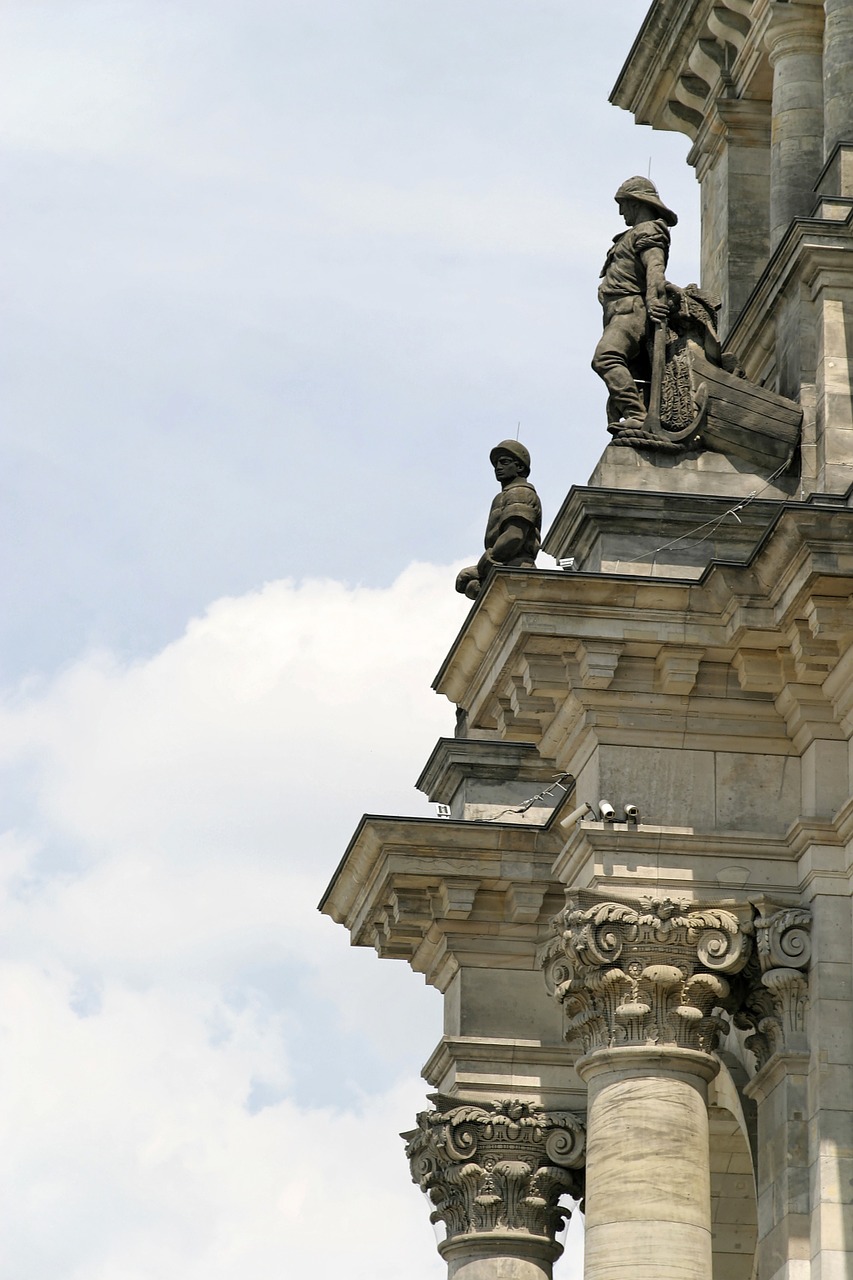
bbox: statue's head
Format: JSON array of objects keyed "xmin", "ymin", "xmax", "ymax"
[
  {"xmin": 614, "ymin": 176, "xmax": 677, "ymax": 227},
  {"xmin": 489, "ymin": 439, "xmax": 531, "ymax": 478}
]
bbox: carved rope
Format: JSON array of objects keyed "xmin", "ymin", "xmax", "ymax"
[{"xmin": 403, "ymin": 1097, "xmax": 585, "ymax": 1243}]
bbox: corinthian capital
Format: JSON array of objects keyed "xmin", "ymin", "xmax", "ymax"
[
  {"xmin": 538, "ymin": 892, "xmax": 752, "ymax": 1056},
  {"xmin": 403, "ymin": 1097, "xmax": 585, "ymax": 1244},
  {"xmin": 733, "ymin": 903, "xmax": 812, "ymax": 1068}
]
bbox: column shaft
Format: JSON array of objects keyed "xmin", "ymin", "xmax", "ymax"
[
  {"xmin": 824, "ymin": 0, "xmax": 853, "ymax": 157},
  {"xmin": 765, "ymin": 3, "xmax": 825, "ymax": 247},
  {"xmin": 440, "ymin": 1235, "xmax": 561, "ymax": 1280},
  {"xmin": 579, "ymin": 1049, "xmax": 718, "ymax": 1280}
]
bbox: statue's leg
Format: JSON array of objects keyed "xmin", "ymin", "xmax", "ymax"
[{"xmin": 592, "ymin": 307, "xmax": 647, "ymax": 424}]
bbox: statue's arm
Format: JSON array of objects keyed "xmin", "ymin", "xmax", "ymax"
[
  {"xmin": 640, "ymin": 246, "xmax": 668, "ymax": 323},
  {"xmin": 478, "ymin": 519, "xmax": 531, "ymax": 576}
]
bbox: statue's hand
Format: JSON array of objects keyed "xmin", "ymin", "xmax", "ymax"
[
  {"xmin": 646, "ymin": 293, "xmax": 668, "ymax": 324},
  {"xmin": 455, "ymin": 565, "xmax": 479, "ymax": 595}
]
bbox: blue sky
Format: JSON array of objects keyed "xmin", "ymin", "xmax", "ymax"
[{"xmin": 1, "ymin": 3, "xmax": 700, "ymax": 1276}]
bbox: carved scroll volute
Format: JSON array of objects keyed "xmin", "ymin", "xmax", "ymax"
[
  {"xmin": 539, "ymin": 893, "xmax": 753, "ymax": 1056},
  {"xmin": 403, "ymin": 1098, "xmax": 585, "ymax": 1244},
  {"xmin": 734, "ymin": 905, "xmax": 812, "ymax": 1068}
]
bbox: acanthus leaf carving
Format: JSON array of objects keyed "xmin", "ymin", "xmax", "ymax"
[
  {"xmin": 731, "ymin": 903, "xmax": 812, "ymax": 1069},
  {"xmin": 403, "ymin": 1097, "xmax": 585, "ymax": 1244},
  {"xmin": 539, "ymin": 891, "xmax": 752, "ymax": 1056}
]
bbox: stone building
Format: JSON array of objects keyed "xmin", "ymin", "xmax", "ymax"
[{"xmin": 321, "ymin": 3, "xmax": 853, "ymax": 1278}]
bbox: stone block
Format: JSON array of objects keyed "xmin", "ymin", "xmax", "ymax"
[
  {"xmin": 808, "ymin": 1253, "xmax": 853, "ymax": 1280},
  {"xmin": 812, "ymin": 1002, "xmax": 853, "ymax": 1064},
  {"xmin": 812, "ymin": 1199, "xmax": 853, "ymax": 1252},
  {"xmin": 813, "ymin": 1061, "xmax": 853, "ymax": 1112},
  {"xmin": 801, "ymin": 739, "xmax": 849, "ymax": 817},
  {"xmin": 597, "ymin": 745, "xmax": 716, "ymax": 830},
  {"xmin": 443, "ymin": 968, "xmax": 564, "ymax": 1044},
  {"xmin": 714, "ymin": 752, "xmax": 800, "ymax": 832}
]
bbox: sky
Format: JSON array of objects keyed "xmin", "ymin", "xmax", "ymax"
[{"xmin": 1, "ymin": 2, "xmax": 701, "ymax": 1277}]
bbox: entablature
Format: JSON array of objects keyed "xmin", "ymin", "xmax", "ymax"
[{"xmin": 433, "ymin": 506, "xmax": 853, "ymax": 759}]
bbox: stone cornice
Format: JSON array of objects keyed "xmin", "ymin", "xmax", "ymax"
[
  {"xmin": 688, "ymin": 97, "xmax": 772, "ymax": 177},
  {"xmin": 318, "ymin": 814, "xmax": 565, "ymax": 989},
  {"xmin": 431, "ymin": 507, "xmax": 853, "ymax": 760},
  {"xmin": 611, "ymin": 0, "xmax": 773, "ymax": 141},
  {"xmin": 416, "ymin": 738, "xmax": 559, "ymax": 809},
  {"xmin": 742, "ymin": 1048, "xmax": 810, "ymax": 1102}
]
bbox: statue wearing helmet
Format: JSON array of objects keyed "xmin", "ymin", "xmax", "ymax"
[
  {"xmin": 455, "ymin": 441, "xmax": 541, "ymax": 600},
  {"xmin": 592, "ymin": 176, "xmax": 678, "ymax": 432}
]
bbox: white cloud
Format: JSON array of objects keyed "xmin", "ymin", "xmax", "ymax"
[{"xmin": 0, "ymin": 564, "xmax": 494, "ymax": 1277}]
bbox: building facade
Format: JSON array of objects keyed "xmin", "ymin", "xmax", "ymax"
[{"xmin": 321, "ymin": 3, "xmax": 853, "ymax": 1278}]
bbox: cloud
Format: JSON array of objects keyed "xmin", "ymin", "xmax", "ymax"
[{"xmin": 0, "ymin": 563, "xmax": 495, "ymax": 1278}]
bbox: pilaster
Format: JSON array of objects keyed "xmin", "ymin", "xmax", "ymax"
[
  {"xmin": 690, "ymin": 99, "xmax": 772, "ymax": 335},
  {"xmin": 739, "ymin": 904, "xmax": 813, "ymax": 1280}
]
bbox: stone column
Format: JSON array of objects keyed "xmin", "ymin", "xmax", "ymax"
[
  {"xmin": 764, "ymin": 1, "xmax": 825, "ymax": 248},
  {"xmin": 824, "ymin": 0, "xmax": 853, "ymax": 158},
  {"xmin": 403, "ymin": 1098, "xmax": 585, "ymax": 1280},
  {"xmin": 736, "ymin": 904, "xmax": 812, "ymax": 1280},
  {"xmin": 540, "ymin": 893, "xmax": 752, "ymax": 1280}
]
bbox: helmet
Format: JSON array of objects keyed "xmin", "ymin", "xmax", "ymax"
[
  {"xmin": 614, "ymin": 176, "xmax": 678, "ymax": 226},
  {"xmin": 489, "ymin": 440, "xmax": 531, "ymax": 473}
]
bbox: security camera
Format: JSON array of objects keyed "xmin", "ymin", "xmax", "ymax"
[
  {"xmin": 599, "ymin": 801, "xmax": 616, "ymax": 821},
  {"xmin": 559, "ymin": 801, "xmax": 592, "ymax": 832},
  {"xmin": 624, "ymin": 803, "xmax": 640, "ymax": 821}
]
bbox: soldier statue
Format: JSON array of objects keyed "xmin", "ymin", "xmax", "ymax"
[{"xmin": 455, "ymin": 441, "xmax": 541, "ymax": 600}]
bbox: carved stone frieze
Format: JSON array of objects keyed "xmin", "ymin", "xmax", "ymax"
[
  {"xmin": 403, "ymin": 1097, "xmax": 585, "ymax": 1243},
  {"xmin": 539, "ymin": 893, "xmax": 753, "ymax": 1056},
  {"xmin": 733, "ymin": 905, "xmax": 812, "ymax": 1068}
]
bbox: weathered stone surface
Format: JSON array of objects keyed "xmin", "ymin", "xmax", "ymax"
[
  {"xmin": 539, "ymin": 891, "xmax": 752, "ymax": 1055},
  {"xmin": 403, "ymin": 1097, "xmax": 584, "ymax": 1280},
  {"xmin": 403, "ymin": 1097, "xmax": 584, "ymax": 1240}
]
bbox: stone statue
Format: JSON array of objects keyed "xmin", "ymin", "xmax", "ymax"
[
  {"xmin": 455, "ymin": 441, "xmax": 541, "ymax": 600},
  {"xmin": 591, "ymin": 176, "xmax": 803, "ymax": 468},
  {"xmin": 592, "ymin": 175, "xmax": 677, "ymax": 434}
]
